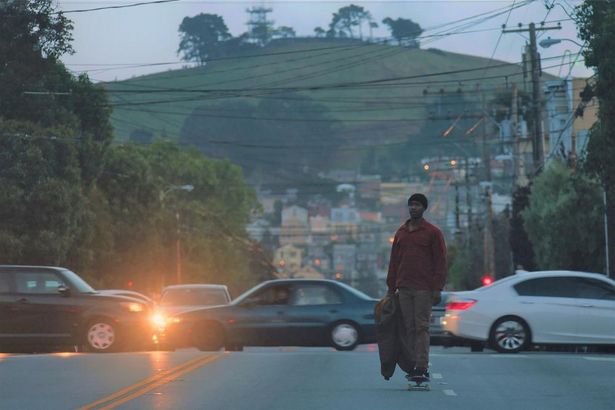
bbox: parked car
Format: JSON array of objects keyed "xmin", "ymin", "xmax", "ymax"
[
  {"xmin": 429, "ymin": 291, "xmax": 451, "ymax": 345},
  {"xmin": 443, "ymin": 270, "xmax": 615, "ymax": 353},
  {"xmin": 163, "ymin": 279, "xmax": 378, "ymax": 351},
  {"xmin": 0, "ymin": 265, "xmax": 158, "ymax": 353},
  {"xmin": 159, "ymin": 284, "xmax": 231, "ymax": 315}
]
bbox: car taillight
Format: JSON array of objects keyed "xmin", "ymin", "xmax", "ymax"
[{"xmin": 446, "ymin": 300, "xmax": 477, "ymax": 310}]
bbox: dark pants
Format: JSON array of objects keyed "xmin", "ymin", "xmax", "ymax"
[{"xmin": 398, "ymin": 288, "xmax": 432, "ymax": 370}]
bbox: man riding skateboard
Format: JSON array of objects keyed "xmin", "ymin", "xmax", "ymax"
[{"xmin": 386, "ymin": 193, "xmax": 448, "ymax": 384}]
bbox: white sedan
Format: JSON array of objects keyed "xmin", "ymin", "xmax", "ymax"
[{"xmin": 442, "ymin": 270, "xmax": 615, "ymax": 353}]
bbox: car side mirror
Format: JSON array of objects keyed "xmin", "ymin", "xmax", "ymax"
[{"xmin": 58, "ymin": 285, "xmax": 71, "ymax": 297}]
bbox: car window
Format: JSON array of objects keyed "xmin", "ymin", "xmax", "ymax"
[
  {"xmin": 570, "ymin": 277, "xmax": 615, "ymax": 300},
  {"xmin": 249, "ymin": 285, "xmax": 292, "ymax": 306},
  {"xmin": 161, "ymin": 288, "xmax": 229, "ymax": 306},
  {"xmin": 291, "ymin": 285, "xmax": 342, "ymax": 306},
  {"xmin": 61, "ymin": 269, "xmax": 96, "ymax": 293},
  {"xmin": 0, "ymin": 274, "xmax": 10, "ymax": 293},
  {"xmin": 15, "ymin": 272, "xmax": 67, "ymax": 295},
  {"xmin": 514, "ymin": 277, "xmax": 577, "ymax": 298},
  {"xmin": 514, "ymin": 276, "xmax": 615, "ymax": 300}
]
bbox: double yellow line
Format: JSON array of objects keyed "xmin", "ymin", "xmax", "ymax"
[{"xmin": 79, "ymin": 354, "xmax": 223, "ymax": 410}]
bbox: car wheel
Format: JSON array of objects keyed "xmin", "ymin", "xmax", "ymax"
[
  {"xmin": 489, "ymin": 316, "xmax": 530, "ymax": 353},
  {"xmin": 84, "ymin": 319, "xmax": 120, "ymax": 353},
  {"xmin": 330, "ymin": 321, "xmax": 359, "ymax": 351},
  {"xmin": 193, "ymin": 321, "xmax": 224, "ymax": 351}
]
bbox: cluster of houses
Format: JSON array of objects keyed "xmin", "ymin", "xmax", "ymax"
[{"xmin": 247, "ymin": 175, "xmax": 454, "ymax": 295}]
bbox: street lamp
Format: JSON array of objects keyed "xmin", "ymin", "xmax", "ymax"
[
  {"xmin": 539, "ymin": 37, "xmax": 583, "ymax": 49},
  {"xmin": 160, "ymin": 184, "xmax": 194, "ymax": 285}
]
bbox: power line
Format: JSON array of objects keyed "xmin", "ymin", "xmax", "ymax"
[{"xmin": 57, "ymin": 0, "xmax": 181, "ymax": 14}]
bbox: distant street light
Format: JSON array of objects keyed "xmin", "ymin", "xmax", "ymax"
[
  {"xmin": 159, "ymin": 184, "xmax": 194, "ymax": 285},
  {"xmin": 539, "ymin": 37, "xmax": 583, "ymax": 49}
]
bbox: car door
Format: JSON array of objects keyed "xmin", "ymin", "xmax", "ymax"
[
  {"xmin": 568, "ymin": 277, "xmax": 615, "ymax": 343},
  {"xmin": 513, "ymin": 277, "xmax": 583, "ymax": 343},
  {"xmin": 231, "ymin": 284, "xmax": 293, "ymax": 346},
  {"xmin": 283, "ymin": 283, "xmax": 344, "ymax": 346},
  {"xmin": 11, "ymin": 271, "xmax": 77, "ymax": 343}
]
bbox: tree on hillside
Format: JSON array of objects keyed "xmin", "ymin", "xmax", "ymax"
[
  {"xmin": 0, "ymin": 1, "xmax": 113, "ymax": 266},
  {"xmin": 382, "ymin": 17, "xmax": 423, "ymax": 47},
  {"xmin": 0, "ymin": 121, "xmax": 85, "ymax": 266},
  {"xmin": 79, "ymin": 140, "xmax": 264, "ymax": 293},
  {"xmin": 273, "ymin": 26, "xmax": 296, "ymax": 39},
  {"xmin": 521, "ymin": 161, "xmax": 604, "ymax": 272},
  {"xmin": 368, "ymin": 21, "xmax": 379, "ymax": 40},
  {"xmin": 328, "ymin": 4, "xmax": 371, "ymax": 39},
  {"xmin": 314, "ymin": 27, "xmax": 326, "ymax": 37},
  {"xmin": 178, "ymin": 13, "xmax": 231, "ymax": 64},
  {"xmin": 576, "ymin": 0, "xmax": 615, "ymax": 274},
  {"xmin": 179, "ymin": 95, "xmax": 344, "ymax": 179}
]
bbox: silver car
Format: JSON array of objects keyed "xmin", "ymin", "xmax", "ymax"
[{"xmin": 159, "ymin": 284, "xmax": 231, "ymax": 315}]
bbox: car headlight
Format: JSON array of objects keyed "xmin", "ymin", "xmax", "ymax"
[
  {"xmin": 151, "ymin": 312, "xmax": 167, "ymax": 328},
  {"xmin": 121, "ymin": 302, "xmax": 145, "ymax": 312},
  {"xmin": 150, "ymin": 312, "xmax": 181, "ymax": 328}
]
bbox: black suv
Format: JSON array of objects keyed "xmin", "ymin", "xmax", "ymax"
[{"xmin": 0, "ymin": 265, "xmax": 156, "ymax": 353}]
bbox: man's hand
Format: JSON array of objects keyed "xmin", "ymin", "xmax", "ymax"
[
  {"xmin": 387, "ymin": 288, "xmax": 396, "ymax": 296},
  {"xmin": 432, "ymin": 290, "xmax": 442, "ymax": 306}
]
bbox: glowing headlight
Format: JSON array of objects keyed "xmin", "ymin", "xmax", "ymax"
[
  {"xmin": 121, "ymin": 302, "xmax": 144, "ymax": 312},
  {"xmin": 150, "ymin": 312, "xmax": 181, "ymax": 328},
  {"xmin": 151, "ymin": 312, "xmax": 167, "ymax": 328}
]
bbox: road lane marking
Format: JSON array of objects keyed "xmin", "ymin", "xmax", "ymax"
[
  {"xmin": 432, "ymin": 373, "xmax": 443, "ymax": 379},
  {"xmin": 79, "ymin": 354, "xmax": 224, "ymax": 410},
  {"xmin": 583, "ymin": 357, "xmax": 615, "ymax": 362},
  {"xmin": 98, "ymin": 354, "xmax": 223, "ymax": 410},
  {"xmin": 443, "ymin": 389, "xmax": 457, "ymax": 396},
  {"xmin": 489, "ymin": 354, "xmax": 528, "ymax": 358}
]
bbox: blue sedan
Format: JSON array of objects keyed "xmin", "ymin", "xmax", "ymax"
[{"xmin": 162, "ymin": 279, "xmax": 378, "ymax": 351}]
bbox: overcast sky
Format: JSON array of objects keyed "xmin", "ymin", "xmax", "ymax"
[{"xmin": 56, "ymin": 0, "xmax": 591, "ymax": 83}]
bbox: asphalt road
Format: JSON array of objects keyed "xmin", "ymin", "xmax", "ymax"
[{"xmin": 1, "ymin": 346, "xmax": 614, "ymax": 410}]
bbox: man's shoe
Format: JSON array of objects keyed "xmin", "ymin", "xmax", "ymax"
[
  {"xmin": 414, "ymin": 367, "xmax": 430, "ymax": 381},
  {"xmin": 407, "ymin": 367, "xmax": 430, "ymax": 381}
]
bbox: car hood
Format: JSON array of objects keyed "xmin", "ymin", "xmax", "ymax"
[
  {"xmin": 159, "ymin": 304, "xmax": 228, "ymax": 315},
  {"xmin": 89, "ymin": 292, "xmax": 151, "ymax": 305},
  {"xmin": 165, "ymin": 304, "xmax": 231, "ymax": 317}
]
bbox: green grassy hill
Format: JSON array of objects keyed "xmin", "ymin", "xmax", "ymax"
[{"xmin": 106, "ymin": 38, "xmax": 552, "ymax": 144}]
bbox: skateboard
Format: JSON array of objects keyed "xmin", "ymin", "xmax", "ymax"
[{"xmin": 407, "ymin": 375, "xmax": 431, "ymax": 391}]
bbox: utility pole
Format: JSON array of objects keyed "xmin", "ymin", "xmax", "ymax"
[
  {"xmin": 479, "ymin": 89, "xmax": 496, "ymax": 277},
  {"xmin": 454, "ymin": 182, "xmax": 461, "ymax": 242},
  {"xmin": 483, "ymin": 185, "xmax": 496, "ymax": 277},
  {"xmin": 176, "ymin": 211, "xmax": 182, "ymax": 284},
  {"xmin": 511, "ymin": 83, "xmax": 520, "ymax": 184},
  {"xmin": 503, "ymin": 23, "xmax": 561, "ymax": 174},
  {"xmin": 604, "ymin": 187, "xmax": 611, "ymax": 278},
  {"xmin": 510, "ymin": 83, "xmax": 530, "ymax": 187},
  {"xmin": 465, "ymin": 158, "xmax": 473, "ymax": 230}
]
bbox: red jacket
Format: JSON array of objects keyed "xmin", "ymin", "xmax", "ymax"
[{"xmin": 386, "ymin": 218, "xmax": 447, "ymax": 292}]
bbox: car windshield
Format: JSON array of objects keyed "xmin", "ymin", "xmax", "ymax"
[
  {"xmin": 333, "ymin": 281, "xmax": 374, "ymax": 300},
  {"xmin": 161, "ymin": 288, "xmax": 229, "ymax": 306},
  {"xmin": 62, "ymin": 269, "xmax": 96, "ymax": 294}
]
